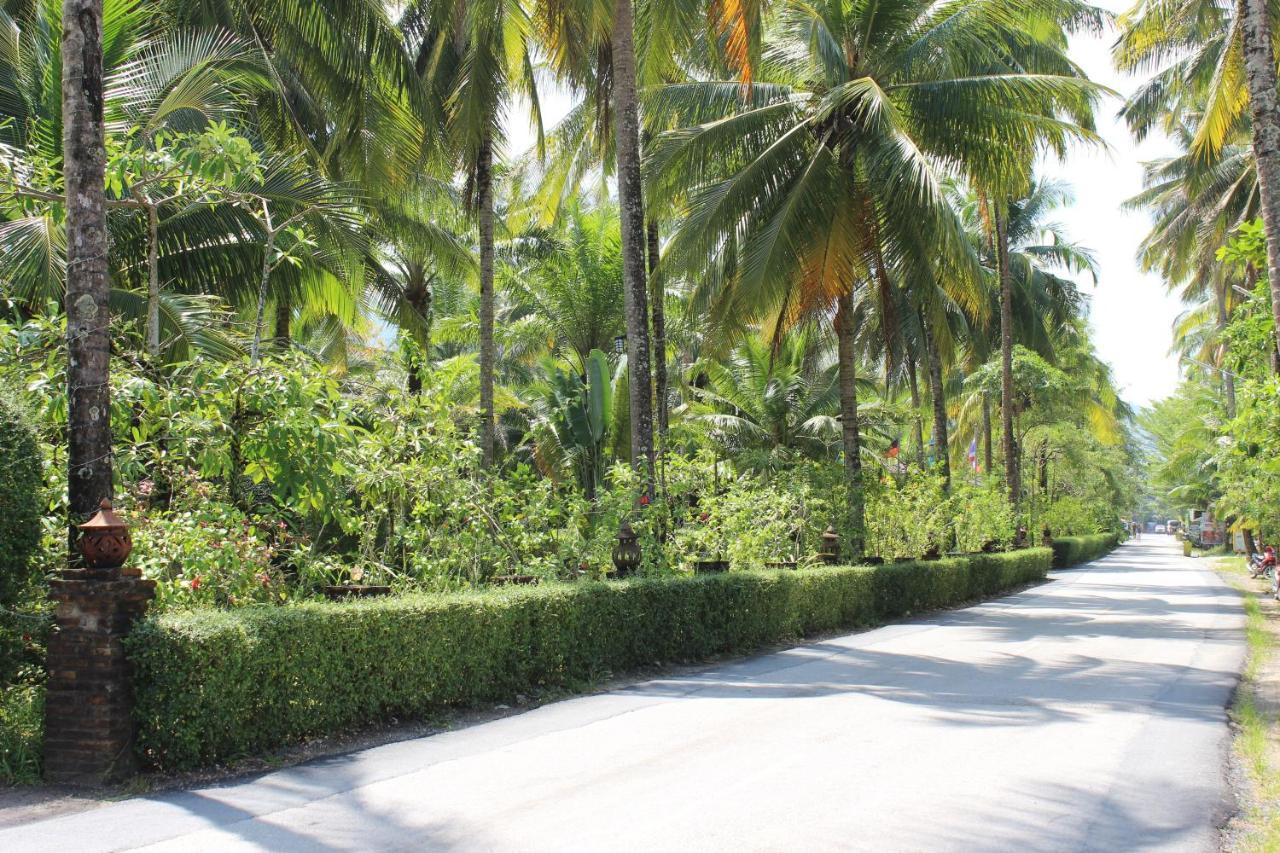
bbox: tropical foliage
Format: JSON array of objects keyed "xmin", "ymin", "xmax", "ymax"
[{"xmin": 0, "ymin": 0, "xmax": 1143, "ymax": 782}]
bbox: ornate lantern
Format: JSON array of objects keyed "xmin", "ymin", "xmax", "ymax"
[
  {"xmin": 612, "ymin": 520, "xmax": 642, "ymax": 577},
  {"xmin": 78, "ymin": 498, "xmax": 132, "ymax": 569},
  {"xmin": 820, "ymin": 525, "xmax": 840, "ymax": 565}
]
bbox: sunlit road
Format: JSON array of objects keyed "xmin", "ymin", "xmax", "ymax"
[{"xmin": 2, "ymin": 536, "xmax": 1244, "ymax": 852}]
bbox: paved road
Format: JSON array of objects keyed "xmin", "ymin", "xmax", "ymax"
[{"xmin": 2, "ymin": 536, "xmax": 1244, "ymax": 852}]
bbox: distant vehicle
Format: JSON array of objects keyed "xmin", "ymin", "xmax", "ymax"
[
  {"xmin": 1167, "ymin": 520, "xmax": 1181, "ymax": 534},
  {"xmin": 1155, "ymin": 524, "xmax": 1166, "ymax": 534},
  {"xmin": 1188, "ymin": 509, "xmax": 1225, "ymax": 548}
]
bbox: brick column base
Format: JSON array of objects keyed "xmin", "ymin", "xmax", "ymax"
[{"xmin": 43, "ymin": 567, "xmax": 155, "ymax": 786}]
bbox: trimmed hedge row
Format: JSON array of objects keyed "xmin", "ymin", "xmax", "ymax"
[
  {"xmin": 126, "ymin": 548, "xmax": 1052, "ymax": 770},
  {"xmin": 1050, "ymin": 532, "xmax": 1121, "ymax": 569}
]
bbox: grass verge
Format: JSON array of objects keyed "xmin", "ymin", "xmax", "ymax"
[{"xmin": 1215, "ymin": 556, "xmax": 1280, "ymax": 851}]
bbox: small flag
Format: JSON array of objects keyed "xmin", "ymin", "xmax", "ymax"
[
  {"xmin": 967, "ymin": 437, "xmax": 978, "ymax": 471},
  {"xmin": 886, "ymin": 438, "xmax": 900, "ymax": 459}
]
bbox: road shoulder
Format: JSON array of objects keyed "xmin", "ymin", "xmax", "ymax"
[{"xmin": 1215, "ymin": 555, "xmax": 1280, "ymax": 851}]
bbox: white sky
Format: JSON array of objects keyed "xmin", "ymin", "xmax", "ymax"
[{"xmin": 506, "ymin": 3, "xmax": 1187, "ymax": 408}]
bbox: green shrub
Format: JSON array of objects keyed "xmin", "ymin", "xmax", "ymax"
[
  {"xmin": 0, "ymin": 395, "xmax": 42, "ymax": 607},
  {"xmin": 949, "ymin": 479, "xmax": 1015, "ymax": 552},
  {"xmin": 864, "ymin": 473, "xmax": 949, "ymax": 559},
  {"xmin": 1050, "ymin": 532, "xmax": 1120, "ymax": 569},
  {"xmin": 127, "ymin": 548, "xmax": 1052, "ymax": 770}
]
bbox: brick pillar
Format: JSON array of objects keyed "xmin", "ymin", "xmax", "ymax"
[{"xmin": 43, "ymin": 565, "xmax": 155, "ymax": 785}]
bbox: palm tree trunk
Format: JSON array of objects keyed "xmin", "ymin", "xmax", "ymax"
[
  {"xmin": 923, "ymin": 319, "xmax": 950, "ymax": 488},
  {"xmin": 982, "ymin": 391, "xmax": 993, "ymax": 474},
  {"xmin": 836, "ymin": 294, "xmax": 865, "ymax": 559},
  {"xmin": 406, "ymin": 276, "xmax": 430, "ymax": 394},
  {"xmin": 1239, "ymin": 0, "xmax": 1280, "ymax": 371},
  {"xmin": 145, "ymin": 202, "xmax": 161, "ymax": 359},
  {"xmin": 994, "ymin": 207, "xmax": 1020, "ymax": 503},
  {"xmin": 275, "ymin": 291, "xmax": 291, "ymax": 350},
  {"xmin": 1215, "ymin": 279, "xmax": 1236, "ymax": 417},
  {"xmin": 62, "ymin": 0, "xmax": 113, "ymax": 551},
  {"xmin": 477, "ymin": 136, "xmax": 497, "ymax": 468},
  {"xmin": 250, "ymin": 221, "xmax": 275, "ymax": 366},
  {"xmin": 647, "ymin": 216, "xmax": 668, "ymax": 438},
  {"xmin": 612, "ymin": 0, "xmax": 655, "ymax": 494},
  {"xmin": 907, "ymin": 353, "xmax": 924, "ymax": 464}
]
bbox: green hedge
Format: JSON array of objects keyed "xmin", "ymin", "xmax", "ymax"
[
  {"xmin": 1050, "ymin": 532, "xmax": 1120, "ymax": 569},
  {"xmin": 0, "ymin": 394, "xmax": 42, "ymax": 608},
  {"xmin": 127, "ymin": 548, "xmax": 1051, "ymax": 770}
]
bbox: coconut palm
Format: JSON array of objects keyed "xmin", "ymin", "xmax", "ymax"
[
  {"xmin": 1116, "ymin": 0, "xmax": 1280, "ymax": 372},
  {"xmin": 535, "ymin": 0, "xmax": 658, "ymax": 494},
  {"xmin": 402, "ymin": 0, "xmax": 543, "ymax": 468},
  {"xmin": 60, "ymin": 0, "xmax": 112, "ymax": 539},
  {"xmin": 1124, "ymin": 119, "xmax": 1256, "ymax": 415},
  {"xmin": 649, "ymin": 0, "xmax": 1103, "ymax": 553},
  {"xmin": 687, "ymin": 328, "xmax": 843, "ymax": 471}
]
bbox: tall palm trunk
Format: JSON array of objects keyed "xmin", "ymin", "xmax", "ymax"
[
  {"xmin": 647, "ymin": 217, "xmax": 668, "ymax": 438},
  {"xmin": 922, "ymin": 319, "xmax": 950, "ymax": 488},
  {"xmin": 406, "ymin": 274, "xmax": 430, "ymax": 394},
  {"xmin": 982, "ymin": 391, "xmax": 993, "ymax": 474},
  {"xmin": 836, "ymin": 294, "xmax": 865, "ymax": 559},
  {"xmin": 906, "ymin": 354, "xmax": 924, "ymax": 464},
  {"xmin": 145, "ymin": 202, "xmax": 161, "ymax": 359},
  {"xmin": 994, "ymin": 208, "xmax": 1020, "ymax": 503},
  {"xmin": 1215, "ymin": 279, "xmax": 1236, "ymax": 417},
  {"xmin": 63, "ymin": 0, "xmax": 112, "ymax": 552},
  {"xmin": 611, "ymin": 0, "xmax": 655, "ymax": 492},
  {"xmin": 1239, "ymin": 0, "xmax": 1280, "ymax": 371},
  {"xmin": 275, "ymin": 291, "xmax": 291, "ymax": 350},
  {"xmin": 477, "ymin": 137, "xmax": 497, "ymax": 467}
]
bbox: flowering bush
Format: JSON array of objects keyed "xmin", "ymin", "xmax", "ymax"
[{"xmin": 131, "ymin": 495, "xmax": 292, "ymax": 609}]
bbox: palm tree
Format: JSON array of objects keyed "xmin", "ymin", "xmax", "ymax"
[
  {"xmin": 60, "ymin": 0, "xmax": 112, "ymax": 545},
  {"xmin": 403, "ymin": 0, "xmax": 542, "ymax": 468},
  {"xmin": 0, "ymin": 1, "xmax": 373, "ymax": 365},
  {"xmin": 535, "ymin": 0, "xmax": 655, "ymax": 493},
  {"xmin": 1116, "ymin": 0, "xmax": 1280, "ymax": 370},
  {"xmin": 1124, "ymin": 121, "xmax": 1256, "ymax": 415},
  {"xmin": 503, "ymin": 203, "xmax": 626, "ymax": 373},
  {"xmin": 365, "ymin": 189, "xmax": 476, "ymax": 391},
  {"xmin": 687, "ymin": 328, "xmax": 842, "ymax": 471},
  {"xmin": 649, "ymin": 0, "xmax": 1103, "ymax": 553}
]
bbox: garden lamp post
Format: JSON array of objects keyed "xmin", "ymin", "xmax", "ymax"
[
  {"xmin": 820, "ymin": 525, "xmax": 840, "ymax": 565},
  {"xmin": 612, "ymin": 519, "xmax": 642, "ymax": 577},
  {"xmin": 46, "ymin": 497, "xmax": 154, "ymax": 785},
  {"xmin": 78, "ymin": 498, "xmax": 132, "ymax": 569}
]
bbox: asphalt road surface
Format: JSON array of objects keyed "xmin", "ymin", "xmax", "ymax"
[{"xmin": 1, "ymin": 536, "xmax": 1244, "ymax": 852}]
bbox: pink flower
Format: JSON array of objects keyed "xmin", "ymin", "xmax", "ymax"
[
  {"xmin": 190, "ymin": 576, "xmax": 202, "ymax": 591},
  {"xmin": 138, "ymin": 479, "xmax": 154, "ymax": 496}
]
